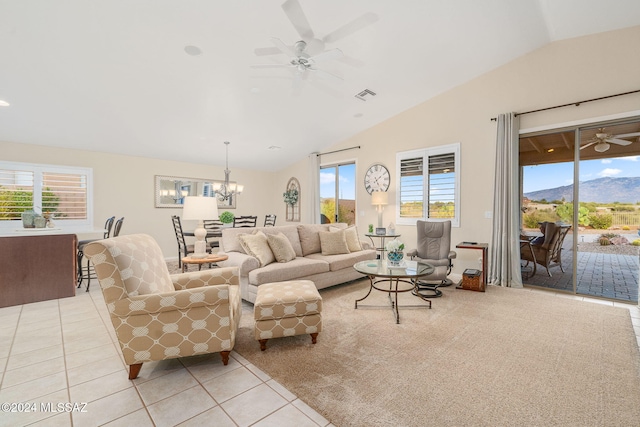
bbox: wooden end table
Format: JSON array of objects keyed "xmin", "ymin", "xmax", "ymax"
[{"xmin": 181, "ymin": 254, "xmax": 228, "ymax": 273}]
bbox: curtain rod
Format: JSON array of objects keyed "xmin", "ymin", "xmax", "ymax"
[
  {"xmin": 490, "ymin": 89, "xmax": 640, "ymax": 121},
  {"xmin": 316, "ymin": 145, "xmax": 361, "ymax": 156}
]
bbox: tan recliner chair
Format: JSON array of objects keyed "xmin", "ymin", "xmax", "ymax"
[
  {"xmin": 407, "ymin": 220, "xmax": 457, "ymax": 297},
  {"xmin": 84, "ymin": 233, "xmax": 241, "ymax": 380}
]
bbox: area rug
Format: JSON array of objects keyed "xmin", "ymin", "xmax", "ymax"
[{"xmin": 234, "ymin": 280, "xmax": 640, "ymax": 427}]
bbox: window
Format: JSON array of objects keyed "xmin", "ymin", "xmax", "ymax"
[
  {"xmin": 396, "ymin": 143, "xmax": 460, "ymax": 227},
  {"xmin": 0, "ymin": 161, "xmax": 93, "ymax": 228},
  {"xmin": 319, "ymin": 162, "xmax": 356, "ymax": 225}
]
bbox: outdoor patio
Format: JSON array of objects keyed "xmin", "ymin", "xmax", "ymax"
[{"xmin": 522, "ymin": 231, "xmax": 640, "ymax": 303}]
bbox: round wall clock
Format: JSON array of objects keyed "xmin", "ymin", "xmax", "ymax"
[{"xmin": 364, "ymin": 164, "xmax": 390, "ymax": 194}]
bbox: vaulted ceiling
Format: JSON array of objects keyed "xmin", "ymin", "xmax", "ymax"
[{"xmin": 1, "ymin": 1, "xmax": 640, "ymax": 171}]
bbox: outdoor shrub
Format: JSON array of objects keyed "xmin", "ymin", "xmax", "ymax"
[
  {"xmin": 622, "ymin": 225, "xmax": 631, "ymax": 230},
  {"xmin": 632, "ymin": 239, "xmax": 640, "ymax": 246},
  {"xmin": 555, "ymin": 203, "xmax": 589, "ymax": 226},
  {"xmin": 588, "ymin": 214, "xmax": 613, "ymax": 230},
  {"xmin": 522, "ymin": 210, "xmax": 558, "ymax": 228},
  {"xmin": 598, "ymin": 237, "xmax": 611, "ymax": 246},
  {"xmin": 600, "ymin": 233, "xmax": 620, "ymax": 239}
]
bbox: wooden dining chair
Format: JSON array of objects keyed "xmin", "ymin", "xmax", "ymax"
[
  {"xmin": 204, "ymin": 219, "xmax": 224, "ymax": 250},
  {"xmin": 171, "ymin": 215, "xmax": 195, "ymax": 269},
  {"xmin": 233, "ymin": 216, "xmax": 257, "ymax": 228},
  {"xmin": 264, "ymin": 214, "xmax": 276, "ymax": 227}
]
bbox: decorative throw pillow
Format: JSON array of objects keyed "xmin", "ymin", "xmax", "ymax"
[
  {"xmin": 330, "ymin": 225, "xmax": 362, "ymax": 252},
  {"xmin": 267, "ymin": 232, "xmax": 297, "ymax": 263},
  {"xmin": 238, "ymin": 231, "xmax": 275, "ymax": 267},
  {"xmin": 318, "ymin": 230, "xmax": 350, "ymax": 255}
]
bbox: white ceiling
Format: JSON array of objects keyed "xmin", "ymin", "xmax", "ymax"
[{"xmin": 1, "ymin": 0, "xmax": 639, "ymax": 172}]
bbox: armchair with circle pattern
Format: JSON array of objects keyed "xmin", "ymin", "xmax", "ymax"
[{"xmin": 84, "ymin": 233, "xmax": 241, "ymax": 380}]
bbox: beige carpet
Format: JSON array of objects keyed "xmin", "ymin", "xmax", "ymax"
[{"xmin": 233, "ymin": 279, "xmax": 640, "ymax": 427}]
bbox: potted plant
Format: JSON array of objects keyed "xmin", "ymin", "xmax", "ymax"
[
  {"xmin": 219, "ymin": 211, "xmax": 235, "ymax": 227},
  {"xmin": 385, "ymin": 238, "xmax": 405, "ymax": 266}
]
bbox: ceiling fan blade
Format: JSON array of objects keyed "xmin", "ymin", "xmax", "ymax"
[
  {"xmin": 308, "ymin": 48, "xmax": 344, "ymax": 64},
  {"xmin": 606, "ymin": 138, "xmax": 632, "ymax": 146},
  {"xmin": 310, "ymin": 67, "xmax": 343, "ymax": 81},
  {"xmin": 580, "ymin": 142, "xmax": 596, "ymax": 150},
  {"xmin": 270, "ymin": 37, "xmax": 296, "ymax": 57},
  {"xmin": 322, "ymin": 12, "xmax": 379, "ymax": 43},
  {"xmin": 612, "ymin": 132, "xmax": 640, "ymax": 139},
  {"xmin": 253, "ymin": 46, "xmax": 282, "ymax": 56},
  {"xmin": 281, "ymin": 0, "xmax": 314, "ymax": 40},
  {"xmin": 250, "ymin": 64, "xmax": 291, "ymax": 69}
]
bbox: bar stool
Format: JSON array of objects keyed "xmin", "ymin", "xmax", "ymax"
[{"xmin": 77, "ymin": 216, "xmax": 115, "ymax": 291}]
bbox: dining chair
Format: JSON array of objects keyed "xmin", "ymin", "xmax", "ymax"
[
  {"xmin": 233, "ymin": 215, "xmax": 258, "ymax": 228},
  {"xmin": 204, "ymin": 219, "xmax": 224, "ymax": 250},
  {"xmin": 171, "ymin": 215, "xmax": 195, "ymax": 269},
  {"xmin": 77, "ymin": 216, "xmax": 115, "ymax": 291},
  {"xmin": 264, "ymin": 214, "xmax": 277, "ymax": 227}
]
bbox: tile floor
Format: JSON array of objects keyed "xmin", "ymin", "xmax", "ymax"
[
  {"xmin": 1, "ymin": 283, "xmax": 638, "ymax": 427},
  {"xmin": 0, "ymin": 286, "xmax": 332, "ymax": 427}
]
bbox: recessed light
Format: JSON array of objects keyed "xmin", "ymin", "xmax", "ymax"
[
  {"xmin": 547, "ymin": 148, "xmax": 554, "ymax": 153},
  {"xmin": 353, "ymin": 113, "xmax": 363, "ymax": 118},
  {"xmin": 0, "ymin": 100, "xmax": 9, "ymax": 107},
  {"xmin": 267, "ymin": 146, "xmax": 282, "ymax": 150},
  {"xmin": 250, "ymin": 87, "xmax": 261, "ymax": 94},
  {"xmin": 184, "ymin": 45, "xmax": 202, "ymax": 56}
]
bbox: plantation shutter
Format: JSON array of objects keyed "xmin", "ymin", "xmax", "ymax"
[
  {"xmin": 0, "ymin": 169, "xmax": 35, "ymax": 220},
  {"xmin": 427, "ymin": 153, "xmax": 456, "ymax": 219},
  {"xmin": 399, "ymin": 157, "xmax": 424, "ymax": 218},
  {"xmin": 42, "ymin": 172, "xmax": 88, "ymax": 220}
]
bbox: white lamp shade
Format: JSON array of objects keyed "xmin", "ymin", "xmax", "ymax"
[
  {"xmin": 182, "ymin": 196, "xmax": 219, "ymax": 220},
  {"xmin": 371, "ymin": 191, "xmax": 388, "ymax": 206}
]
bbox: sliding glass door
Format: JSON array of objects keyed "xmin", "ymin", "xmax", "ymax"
[
  {"xmin": 519, "ymin": 117, "xmax": 640, "ymax": 303},
  {"xmin": 319, "ymin": 162, "xmax": 356, "ymax": 225}
]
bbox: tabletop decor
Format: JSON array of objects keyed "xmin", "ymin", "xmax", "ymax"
[
  {"xmin": 385, "ymin": 238, "xmax": 404, "ymax": 265},
  {"xmin": 219, "ymin": 211, "xmax": 235, "ymax": 226}
]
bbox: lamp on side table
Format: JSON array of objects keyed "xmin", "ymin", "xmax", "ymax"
[{"xmin": 183, "ymin": 196, "xmax": 218, "ymax": 258}]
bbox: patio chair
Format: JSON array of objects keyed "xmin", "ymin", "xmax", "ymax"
[
  {"xmin": 520, "ymin": 222, "xmax": 571, "ymax": 277},
  {"xmin": 84, "ymin": 233, "xmax": 241, "ymax": 380}
]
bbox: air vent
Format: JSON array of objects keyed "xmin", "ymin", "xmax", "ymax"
[{"xmin": 355, "ymin": 89, "xmax": 376, "ymax": 101}]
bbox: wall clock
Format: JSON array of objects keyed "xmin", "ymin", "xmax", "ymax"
[{"xmin": 364, "ymin": 164, "xmax": 390, "ymax": 194}]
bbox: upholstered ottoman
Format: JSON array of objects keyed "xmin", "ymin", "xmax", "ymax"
[{"xmin": 254, "ymin": 280, "xmax": 322, "ymax": 351}]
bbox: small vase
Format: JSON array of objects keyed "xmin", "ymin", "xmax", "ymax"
[
  {"xmin": 387, "ymin": 251, "xmax": 404, "ymax": 266},
  {"xmin": 21, "ymin": 210, "xmax": 36, "ymax": 228}
]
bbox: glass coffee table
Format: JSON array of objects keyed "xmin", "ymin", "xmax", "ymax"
[{"xmin": 353, "ymin": 260, "xmax": 435, "ymax": 324}]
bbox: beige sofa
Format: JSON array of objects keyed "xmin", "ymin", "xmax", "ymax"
[{"xmin": 217, "ymin": 223, "xmax": 376, "ymax": 303}]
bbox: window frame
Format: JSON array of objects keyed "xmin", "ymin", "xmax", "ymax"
[
  {"xmin": 0, "ymin": 161, "xmax": 93, "ymax": 230},
  {"xmin": 395, "ymin": 142, "xmax": 461, "ymax": 227}
]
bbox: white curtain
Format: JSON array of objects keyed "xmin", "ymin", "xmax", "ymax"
[
  {"xmin": 307, "ymin": 153, "xmax": 321, "ymax": 224},
  {"xmin": 489, "ymin": 113, "xmax": 523, "ymax": 287}
]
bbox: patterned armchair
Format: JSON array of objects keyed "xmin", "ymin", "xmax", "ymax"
[{"xmin": 84, "ymin": 234, "xmax": 241, "ymax": 380}]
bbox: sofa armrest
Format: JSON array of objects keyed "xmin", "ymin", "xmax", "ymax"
[
  {"xmin": 109, "ymin": 285, "xmax": 230, "ymax": 317},
  {"xmin": 361, "ymin": 240, "xmax": 374, "ymax": 250},
  {"xmin": 171, "ymin": 266, "xmax": 239, "ymax": 290},
  {"xmin": 217, "ymin": 252, "xmax": 260, "ymax": 276}
]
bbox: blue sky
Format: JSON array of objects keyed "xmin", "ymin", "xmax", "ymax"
[
  {"xmin": 320, "ymin": 163, "xmax": 356, "ymax": 199},
  {"xmin": 523, "ymin": 155, "xmax": 640, "ymax": 193}
]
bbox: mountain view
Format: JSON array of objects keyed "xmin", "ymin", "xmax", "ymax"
[{"xmin": 524, "ymin": 177, "xmax": 640, "ymax": 204}]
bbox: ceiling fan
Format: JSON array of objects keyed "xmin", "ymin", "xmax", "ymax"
[
  {"xmin": 251, "ymin": 37, "xmax": 344, "ymax": 80},
  {"xmin": 580, "ymin": 128, "xmax": 640, "ymax": 152},
  {"xmin": 251, "ymin": 0, "xmax": 378, "ymax": 79}
]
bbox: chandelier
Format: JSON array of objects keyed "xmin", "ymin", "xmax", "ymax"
[{"xmin": 213, "ymin": 141, "xmax": 244, "ymax": 201}]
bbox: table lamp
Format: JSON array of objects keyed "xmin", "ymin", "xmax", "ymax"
[
  {"xmin": 182, "ymin": 196, "xmax": 218, "ymax": 258},
  {"xmin": 371, "ymin": 191, "xmax": 388, "ymax": 228}
]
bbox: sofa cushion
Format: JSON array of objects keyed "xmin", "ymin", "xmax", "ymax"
[
  {"xmin": 238, "ymin": 231, "xmax": 275, "ymax": 267},
  {"xmin": 248, "ymin": 257, "xmax": 330, "ymax": 285},
  {"xmin": 319, "ymin": 230, "xmax": 350, "ymax": 255},
  {"xmin": 298, "ymin": 223, "xmax": 347, "ymax": 256},
  {"xmin": 267, "ymin": 232, "xmax": 297, "ymax": 263},
  {"xmin": 222, "ymin": 225, "xmax": 303, "ymax": 257},
  {"xmin": 330, "ymin": 225, "xmax": 362, "ymax": 252},
  {"xmin": 307, "ymin": 249, "xmax": 377, "ymax": 272}
]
